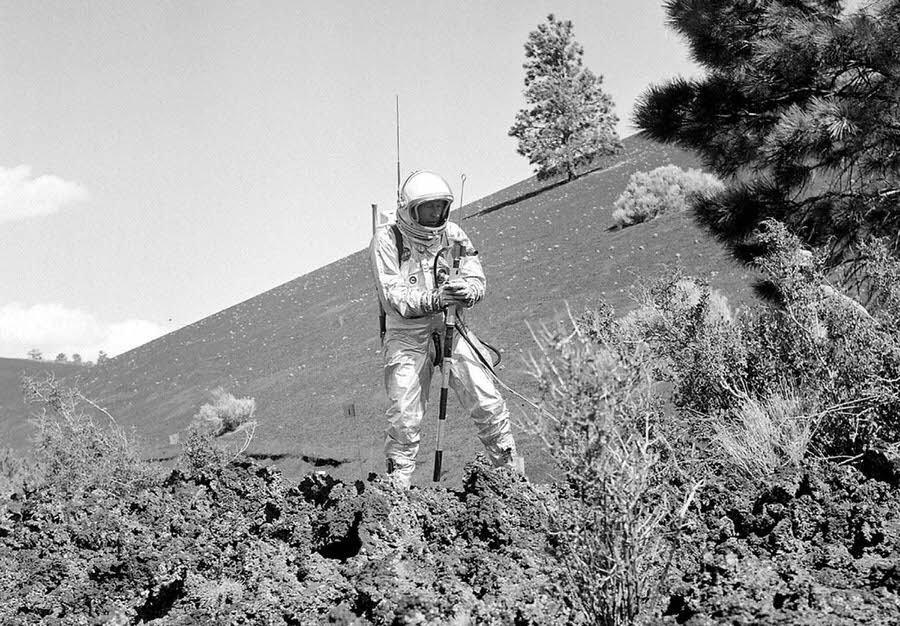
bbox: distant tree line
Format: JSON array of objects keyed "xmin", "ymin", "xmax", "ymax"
[{"xmin": 26, "ymin": 349, "xmax": 109, "ymax": 366}]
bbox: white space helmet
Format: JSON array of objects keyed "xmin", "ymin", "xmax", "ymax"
[{"xmin": 398, "ymin": 170, "xmax": 454, "ymax": 234}]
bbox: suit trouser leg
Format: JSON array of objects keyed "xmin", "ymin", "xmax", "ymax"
[
  {"xmin": 383, "ymin": 331, "xmax": 433, "ymax": 486},
  {"xmin": 449, "ymin": 332, "xmax": 519, "ymax": 468}
]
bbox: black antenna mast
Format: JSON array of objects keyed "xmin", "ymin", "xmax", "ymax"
[{"xmin": 395, "ymin": 95, "xmax": 401, "ymax": 209}]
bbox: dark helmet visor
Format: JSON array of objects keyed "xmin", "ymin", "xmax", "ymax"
[{"xmin": 411, "ymin": 199, "xmax": 450, "ymax": 227}]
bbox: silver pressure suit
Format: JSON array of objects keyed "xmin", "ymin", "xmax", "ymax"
[{"xmin": 369, "ymin": 221, "xmax": 517, "ymax": 487}]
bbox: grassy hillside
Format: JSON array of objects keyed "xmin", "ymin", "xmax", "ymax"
[{"xmin": 7, "ymin": 135, "xmax": 757, "ymax": 486}]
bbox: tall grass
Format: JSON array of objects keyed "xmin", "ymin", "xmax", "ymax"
[{"xmin": 710, "ymin": 388, "xmax": 815, "ymax": 478}]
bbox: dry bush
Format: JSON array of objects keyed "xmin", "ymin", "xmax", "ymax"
[
  {"xmin": 189, "ymin": 387, "xmax": 258, "ymax": 463},
  {"xmin": 617, "ymin": 226, "xmax": 899, "ymax": 460},
  {"xmin": 624, "ymin": 272, "xmax": 746, "ymax": 416},
  {"xmin": 0, "ymin": 449, "xmax": 33, "ymax": 498},
  {"xmin": 22, "ymin": 375, "xmax": 155, "ymax": 495},
  {"xmin": 611, "ymin": 164, "xmax": 724, "ymax": 229},
  {"xmin": 194, "ymin": 386, "xmax": 256, "ymax": 436},
  {"xmin": 859, "ymin": 237, "xmax": 900, "ymax": 333},
  {"xmin": 739, "ymin": 222, "xmax": 900, "ymax": 454},
  {"xmin": 526, "ymin": 319, "xmax": 683, "ymax": 625}
]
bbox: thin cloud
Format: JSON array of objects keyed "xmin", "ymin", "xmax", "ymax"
[
  {"xmin": 0, "ymin": 303, "xmax": 170, "ymax": 361},
  {"xmin": 0, "ymin": 165, "xmax": 89, "ymax": 224}
]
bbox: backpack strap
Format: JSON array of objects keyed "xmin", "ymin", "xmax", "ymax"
[
  {"xmin": 391, "ymin": 223, "xmax": 405, "ymax": 265},
  {"xmin": 379, "ymin": 223, "xmax": 406, "ymax": 343}
]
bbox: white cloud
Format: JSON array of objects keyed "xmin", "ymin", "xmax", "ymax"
[
  {"xmin": 101, "ymin": 319, "xmax": 171, "ymax": 359},
  {"xmin": 0, "ymin": 165, "xmax": 89, "ymax": 224},
  {"xmin": 0, "ymin": 303, "xmax": 171, "ymax": 361}
]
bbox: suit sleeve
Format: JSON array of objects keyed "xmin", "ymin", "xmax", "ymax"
[{"xmin": 370, "ymin": 227, "xmax": 441, "ymax": 318}]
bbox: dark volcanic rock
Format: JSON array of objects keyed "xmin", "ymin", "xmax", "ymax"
[{"xmin": 654, "ymin": 463, "xmax": 900, "ymax": 625}]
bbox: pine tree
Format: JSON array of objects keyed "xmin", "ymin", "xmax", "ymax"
[
  {"xmin": 509, "ymin": 14, "xmax": 620, "ymax": 181},
  {"xmin": 634, "ymin": 0, "xmax": 900, "ymax": 277}
]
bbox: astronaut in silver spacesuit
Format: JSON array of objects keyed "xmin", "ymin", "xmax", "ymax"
[{"xmin": 369, "ymin": 170, "xmax": 522, "ymax": 488}]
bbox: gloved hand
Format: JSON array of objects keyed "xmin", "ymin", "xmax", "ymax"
[
  {"xmin": 431, "ymin": 283, "xmax": 459, "ymax": 311},
  {"xmin": 443, "ymin": 279, "xmax": 477, "ymax": 308}
]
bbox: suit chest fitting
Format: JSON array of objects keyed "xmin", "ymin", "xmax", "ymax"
[{"xmin": 401, "ymin": 243, "xmax": 450, "ymax": 291}]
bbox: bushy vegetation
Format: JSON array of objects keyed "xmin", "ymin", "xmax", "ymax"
[
  {"xmin": 611, "ymin": 165, "xmax": 724, "ymax": 230},
  {"xmin": 21, "ymin": 375, "xmax": 156, "ymax": 497},
  {"xmin": 610, "ymin": 220, "xmax": 900, "ymax": 473},
  {"xmin": 194, "ymin": 387, "xmax": 256, "ymax": 437},
  {"xmin": 526, "ymin": 318, "xmax": 684, "ymax": 625},
  {"xmin": 0, "ymin": 448, "xmax": 33, "ymax": 500},
  {"xmin": 514, "ymin": 217, "xmax": 900, "ymax": 622},
  {"xmin": 189, "ymin": 386, "xmax": 258, "ymax": 463}
]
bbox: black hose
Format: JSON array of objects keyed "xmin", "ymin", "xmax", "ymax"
[
  {"xmin": 456, "ymin": 318, "xmax": 558, "ymax": 421},
  {"xmin": 433, "ymin": 245, "xmax": 450, "ymax": 286},
  {"xmin": 456, "ymin": 318, "xmax": 501, "ymax": 371},
  {"xmin": 433, "ymin": 241, "xmax": 501, "ymax": 369}
]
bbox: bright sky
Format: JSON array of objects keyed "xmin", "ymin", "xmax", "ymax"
[{"xmin": 0, "ymin": 1, "xmax": 701, "ymax": 361}]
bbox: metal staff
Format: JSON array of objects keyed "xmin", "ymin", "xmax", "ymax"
[{"xmin": 433, "ymin": 242, "xmax": 463, "ymax": 482}]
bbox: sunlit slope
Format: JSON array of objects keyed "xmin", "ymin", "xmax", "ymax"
[{"xmin": 55, "ymin": 135, "xmax": 757, "ymax": 486}]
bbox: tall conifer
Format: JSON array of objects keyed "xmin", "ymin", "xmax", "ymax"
[
  {"xmin": 510, "ymin": 14, "xmax": 620, "ymax": 181},
  {"xmin": 635, "ymin": 0, "xmax": 900, "ymax": 272}
]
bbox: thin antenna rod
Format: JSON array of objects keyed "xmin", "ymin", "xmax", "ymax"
[
  {"xmin": 459, "ymin": 174, "xmax": 466, "ymax": 211},
  {"xmin": 395, "ymin": 95, "xmax": 401, "ymax": 208}
]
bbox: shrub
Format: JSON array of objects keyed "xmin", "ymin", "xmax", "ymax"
[
  {"xmin": 189, "ymin": 387, "xmax": 258, "ymax": 462},
  {"xmin": 626, "ymin": 272, "xmax": 746, "ymax": 416},
  {"xmin": 611, "ymin": 164, "xmax": 724, "ymax": 229},
  {"xmin": 710, "ymin": 386, "xmax": 818, "ymax": 479},
  {"xmin": 178, "ymin": 428, "xmax": 233, "ymax": 477},
  {"xmin": 194, "ymin": 387, "xmax": 256, "ymax": 436},
  {"xmin": 738, "ymin": 222, "xmax": 900, "ymax": 456},
  {"xmin": 859, "ymin": 237, "xmax": 900, "ymax": 334},
  {"xmin": 526, "ymin": 319, "xmax": 680, "ymax": 625},
  {"xmin": 601, "ymin": 222, "xmax": 900, "ymax": 472},
  {"xmin": 21, "ymin": 375, "xmax": 155, "ymax": 496},
  {"xmin": 574, "ymin": 300, "xmax": 616, "ymax": 343},
  {"xmin": 0, "ymin": 448, "xmax": 33, "ymax": 498}
]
